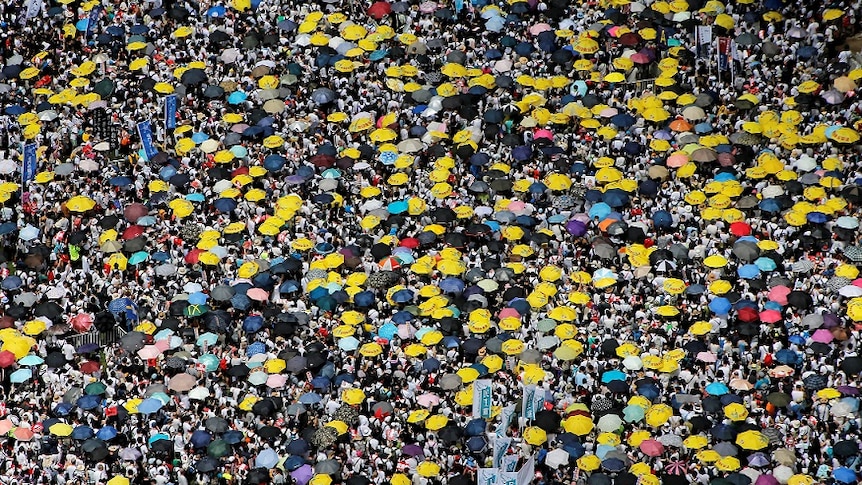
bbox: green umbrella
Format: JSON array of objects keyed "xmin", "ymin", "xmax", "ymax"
[
  {"xmin": 84, "ymin": 382, "xmax": 107, "ymax": 395},
  {"xmin": 207, "ymin": 439, "xmax": 230, "ymax": 458}
]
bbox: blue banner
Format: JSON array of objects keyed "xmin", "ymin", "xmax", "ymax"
[
  {"xmin": 522, "ymin": 385, "xmax": 537, "ymax": 420},
  {"xmin": 85, "ymin": 6, "xmax": 101, "ymax": 39},
  {"xmin": 496, "ymin": 404, "xmax": 516, "ymax": 437},
  {"xmin": 22, "ymin": 143, "xmax": 37, "ymax": 184},
  {"xmin": 165, "ymin": 95, "xmax": 177, "ymax": 130},
  {"xmin": 454, "ymin": 0, "xmax": 463, "ymax": 13},
  {"xmin": 502, "ymin": 456, "xmax": 519, "ymax": 473},
  {"xmin": 137, "ymin": 120, "xmax": 158, "ymax": 159}
]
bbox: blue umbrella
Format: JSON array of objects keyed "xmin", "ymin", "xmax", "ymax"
[
  {"xmin": 246, "ymin": 342, "xmax": 266, "ymax": 356},
  {"xmin": 378, "ymin": 323, "xmax": 398, "ymax": 340},
  {"xmin": 18, "ymin": 355, "xmax": 44, "ymax": 366},
  {"xmin": 96, "ymin": 426, "xmax": 119, "ymax": 441},
  {"xmin": 833, "ymin": 467, "xmax": 856, "ymax": 484},
  {"xmin": 284, "ymin": 455, "xmax": 305, "ymax": 471},
  {"xmin": 709, "ymin": 297, "xmax": 732, "ymax": 315},
  {"xmin": 54, "ymin": 402, "xmax": 75, "ymax": 416},
  {"xmin": 9, "ymin": 368, "xmax": 31, "ymax": 383},
  {"xmin": 439, "ymin": 277, "xmax": 466, "ymax": 294},
  {"xmin": 807, "ymin": 212, "xmax": 828, "ymax": 224},
  {"xmin": 601, "ymin": 370, "xmax": 627, "ymax": 383},
  {"xmin": 263, "ymin": 154, "xmax": 286, "ymax": 171},
  {"xmin": 588, "ymin": 202, "xmax": 612, "ymax": 221},
  {"xmin": 1, "ymin": 275, "xmax": 22, "ymax": 290},
  {"xmin": 137, "ymin": 398, "xmax": 163, "ymax": 414},
  {"xmin": 188, "ymin": 292, "xmax": 209, "ymax": 306},
  {"xmin": 213, "ymin": 198, "xmax": 238, "ymax": 212},
  {"xmin": 338, "ymin": 337, "xmax": 359, "ymax": 351},
  {"xmin": 77, "ymin": 395, "xmax": 102, "ymax": 410},
  {"xmin": 206, "ymin": 5, "xmax": 226, "ymax": 16},
  {"xmin": 775, "ymin": 349, "xmax": 799, "ymax": 365},
  {"xmin": 391, "ymin": 311, "xmax": 414, "ymax": 324},
  {"xmin": 737, "ymin": 264, "xmax": 761, "ymax": 279},
  {"xmin": 191, "ymin": 430, "xmax": 213, "ymax": 448},
  {"xmin": 710, "ymin": 424, "xmax": 736, "ymax": 441},
  {"xmin": 256, "ymin": 449, "xmax": 280, "ymax": 469},
  {"xmin": 311, "ymin": 376, "xmax": 331, "ymax": 389},
  {"xmin": 652, "ymin": 210, "xmax": 673, "ymax": 228},
  {"xmin": 391, "ymin": 289, "xmax": 415, "ymax": 303},
  {"xmin": 230, "ymin": 294, "xmax": 251, "ymax": 310},
  {"xmin": 223, "ymin": 430, "xmax": 245, "ymax": 444},
  {"xmin": 705, "ymin": 382, "xmax": 729, "ymax": 395},
  {"xmin": 298, "ymin": 393, "xmax": 321, "ymax": 404},
  {"xmin": 0, "ymin": 222, "xmax": 17, "ymax": 235},
  {"xmin": 72, "ymin": 426, "xmax": 94, "ymax": 440},
  {"xmin": 242, "ymin": 315, "xmax": 265, "ymax": 333},
  {"xmin": 109, "ymin": 176, "xmax": 132, "ymax": 187},
  {"xmin": 512, "ymin": 145, "xmax": 532, "ymax": 161}
]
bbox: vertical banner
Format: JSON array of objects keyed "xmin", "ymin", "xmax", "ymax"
[
  {"xmin": 501, "ymin": 472, "xmax": 518, "ymax": 485},
  {"xmin": 473, "ymin": 379, "xmax": 493, "ymax": 419},
  {"xmin": 717, "ymin": 37, "xmax": 730, "ymax": 71},
  {"xmin": 522, "ymin": 386, "xmax": 539, "ymax": 420},
  {"xmin": 478, "ymin": 468, "xmax": 499, "ymax": 485},
  {"xmin": 496, "ymin": 404, "xmax": 517, "ymax": 437},
  {"xmin": 22, "ymin": 143, "xmax": 37, "ymax": 184},
  {"xmin": 454, "ymin": 0, "xmax": 463, "ymax": 13},
  {"xmin": 137, "ymin": 120, "xmax": 158, "ymax": 159},
  {"xmin": 85, "ymin": 6, "xmax": 101, "ymax": 39},
  {"xmin": 516, "ymin": 457, "xmax": 535, "ymax": 485},
  {"xmin": 502, "ymin": 455, "xmax": 519, "ymax": 473},
  {"xmin": 696, "ymin": 26, "xmax": 712, "ymax": 58},
  {"xmin": 164, "ymin": 94, "xmax": 177, "ymax": 130},
  {"xmin": 493, "ymin": 437, "xmax": 511, "ymax": 469}
]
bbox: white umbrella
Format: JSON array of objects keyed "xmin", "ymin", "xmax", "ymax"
[
  {"xmin": 796, "ymin": 154, "xmax": 817, "ymax": 172},
  {"xmin": 761, "ymin": 185, "xmax": 785, "ymax": 198},
  {"xmin": 200, "ymin": 139, "xmax": 219, "ymax": 153},
  {"xmin": 597, "ymin": 414, "xmax": 623, "ymax": 432},
  {"xmin": 188, "ymin": 387, "xmax": 211, "ymax": 400},
  {"xmin": 839, "ymin": 285, "xmax": 862, "ymax": 298},
  {"xmin": 545, "ymin": 449, "xmax": 570, "ymax": 469},
  {"xmin": 0, "ymin": 159, "xmax": 16, "ymax": 174},
  {"xmin": 493, "ymin": 59, "xmax": 513, "ymax": 73},
  {"xmin": 622, "ymin": 356, "xmax": 643, "ymax": 370}
]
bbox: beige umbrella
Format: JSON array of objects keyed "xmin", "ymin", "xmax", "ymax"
[
  {"xmin": 834, "ymin": 76, "xmax": 857, "ymax": 92},
  {"xmin": 200, "ymin": 139, "xmax": 219, "ymax": 153},
  {"xmin": 681, "ymin": 105, "xmax": 706, "ymax": 121},
  {"xmin": 263, "ymin": 99, "xmax": 285, "ymax": 114},
  {"xmin": 220, "ymin": 80, "xmax": 238, "ymax": 91},
  {"xmin": 250, "ymin": 65, "xmax": 270, "ymax": 78}
]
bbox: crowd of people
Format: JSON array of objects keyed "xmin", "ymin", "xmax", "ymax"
[{"xmin": 0, "ymin": 0, "xmax": 861, "ymax": 484}]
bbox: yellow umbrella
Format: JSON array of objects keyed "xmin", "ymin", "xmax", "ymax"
[
  {"xmin": 404, "ymin": 343, "xmax": 427, "ymax": 357},
  {"xmin": 683, "ymin": 435, "xmax": 709, "ymax": 449},
  {"xmin": 523, "ymin": 426, "xmax": 547, "ymax": 445},
  {"xmin": 716, "ymin": 456, "xmax": 741, "ymax": 471},
  {"xmin": 416, "ymin": 462, "xmax": 440, "ymax": 478},
  {"xmin": 66, "ymin": 195, "xmax": 96, "ymax": 212},
  {"xmin": 359, "ymin": 342, "xmax": 382, "ymax": 357},
  {"xmin": 816, "ymin": 387, "xmax": 841, "ymax": 400},
  {"xmin": 456, "ymin": 367, "xmax": 479, "ymax": 383},
  {"xmin": 539, "ymin": 265, "xmax": 563, "ymax": 281},
  {"xmin": 22, "ymin": 320, "xmax": 47, "ymax": 336},
  {"xmin": 107, "ymin": 477, "xmax": 131, "ymax": 485},
  {"xmin": 407, "ymin": 409, "xmax": 430, "ymax": 423},
  {"xmin": 501, "ymin": 339, "xmax": 525, "ymax": 355},
  {"xmin": 309, "ymin": 475, "xmax": 332, "ymax": 485},
  {"xmin": 736, "ymin": 430, "xmax": 769, "ymax": 450},
  {"xmin": 703, "ymin": 254, "xmax": 728, "ymax": 268},
  {"xmin": 577, "ymin": 455, "xmax": 601, "ymax": 471},
  {"xmin": 689, "ymin": 321, "xmax": 713, "ymax": 336},
  {"xmin": 341, "ymin": 388, "xmax": 366, "ymax": 406},
  {"xmin": 425, "ymin": 414, "xmax": 449, "ymax": 430},
  {"xmin": 49, "ymin": 423, "xmax": 74, "ymax": 437},
  {"xmin": 645, "ymin": 404, "xmax": 673, "ymax": 427},
  {"xmin": 325, "ymin": 420, "xmax": 348, "ymax": 434},
  {"xmin": 662, "ymin": 278, "xmax": 686, "ymax": 295},
  {"xmin": 724, "ymin": 402, "xmax": 749, "ymax": 421},
  {"xmin": 564, "ymin": 415, "xmax": 594, "ymax": 435},
  {"xmin": 390, "ymin": 475, "xmax": 411, "ymax": 485}
]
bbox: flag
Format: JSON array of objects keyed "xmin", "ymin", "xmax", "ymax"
[
  {"xmin": 25, "ymin": 0, "xmax": 42, "ymax": 19},
  {"xmin": 137, "ymin": 120, "xmax": 158, "ymax": 159},
  {"xmin": 22, "ymin": 143, "xmax": 37, "ymax": 184},
  {"xmin": 502, "ymin": 455, "xmax": 519, "ymax": 473},
  {"xmin": 717, "ymin": 37, "xmax": 730, "ymax": 71},
  {"xmin": 478, "ymin": 468, "xmax": 499, "ymax": 485},
  {"xmin": 501, "ymin": 472, "xmax": 517, "ymax": 485},
  {"xmin": 516, "ymin": 457, "xmax": 535, "ymax": 485},
  {"xmin": 164, "ymin": 94, "xmax": 177, "ymax": 130},
  {"xmin": 696, "ymin": 26, "xmax": 712, "ymax": 58},
  {"xmin": 85, "ymin": 6, "xmax": 101, "ymax": 39},
  {"xmin": 496, "ymin": 404, "xmax": 517, "ymax": 437},
  {"xmin": 522, "ymin": 386, "xmax": 543, "ymax": 420},
  {"xmin": 493, "ymin": 437, "xmax": 511, "ymax": 469},
  {"xmin": 473, "ymin": 379, "xmax": 493, "ymax": 419}
]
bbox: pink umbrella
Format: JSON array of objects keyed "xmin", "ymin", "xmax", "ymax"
[
  {"xmin": 137, "ymin": 345, "xmax": 161, "ymax": 360},
  {"xmin": 266, "ymin": 374, "xmax": 287, "ymax": 388},
  {"xmin": 534, "ymin": 129, "xmax": 554, "ymax": 141},
  {"xmin": 498, "ymin": 308, "xmax": 521, "ymax": 319},
  {"xmin": 811, "ymin": 328, "xmax": 834, "ymax": 343},
  {"xmin": 639, "ymin": 439, "xmax": 665, "ymax": 457},
  {"xmin": 666, "ymin": 460, "xmax": 688, "ymax": 475},
  {"xmin": 247, "ymin": 288, "xmax": 270, "ymax": 301},
  {"xmin": 0, "ymin": 419, "xmax": 14, "ymax": 434},
  {"xmin": 13, "ymin": 427, "xmax": 34, "ymax": 441},
  {"xmin": 419, "ymin": 1, "xmax": 437, "ymax": 13},
  {"xmin": 853, "ymin": 278, "xmax": 862, "ymax": 288},
  {"xmin": 154, "ymin": 339, "xmax": 171, "ymax": 352},
  {"xmin": 529, "ymin": 23, "xmax": 552, "ymax": 35},
  {"xmin": 768, "ymin": 286, "xmax": 791, "ymax": 305},
  {"xmin": 667, "ymin": 153, "xmax": 689, "ymax": 168},
  {"xmin": 508, "ymin": 200, "xmax": 527, "ymax": 213},
  {"xmin": 416, "ymin": 393, "xmax": 441, "ymax": 407},
  {"xmin": 696, "ymin": 351, "xmax": 717, "ymax": 363},
  {"xmin": 759, "ymin": 310, "xmax": 782, "ymax": 323}
]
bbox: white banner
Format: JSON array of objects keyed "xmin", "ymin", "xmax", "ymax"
[
  {"xmin": 501, "ymin": 472, "xmax": 518, "ymax": 485},
  {"xmin": 496, "ymin": 404, "xmax": 517, "ymax": 437},
  {"xmin": 502, "ymin": 455, "xmax": 519, "ymax": 473},
  {"xmin": 493, "ymin": 437, "xmax": 511, "ymax": 469},
  {"xmin": 516, "ymin": 457, "xmax": 535, "ymax": 485},
  {"xmin": 473, "ymin": 379, "xmax": 493, "ymax": 419},
  {"xmin": 478, "ymin": 468, "xmax": 499, "ymax": 485},
  {"xmin": 25, "ymin": 0, "xmax": 43, "ymax": 18}
]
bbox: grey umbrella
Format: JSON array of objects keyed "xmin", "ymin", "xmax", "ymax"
[
  {"xmin": 63, "ymin": 387, "xmax": 83, "ymax": 404},
  {"xmin": 714, "ymin": 442, "xmax": 738, "ymax": 457},
  {"xmin": 439, "ymin": 374, "xmax": 463, "ymax": 390},
  {"xmin": 155, "ymin": 264, "xmax": 178, "ymax": 277},
  {"xmin": 211, "ymin": 285, "xmax": 235, "ymax": 301},
  {"xmin": 310, "ymin": 88, "xmax": 337, "ymax": 105},
  {"xmin": 412, "ymin": 89, "xmax": 432, "ymax": 103},
  {"xmin": 13, "ymin": 292, "xmax": 37, "ymax": 307},
  {"xmin": 315, "ymin": 459, "xmax": 341, "ymax": 475},
  {"xmin": 732, "ymin": 241, "xmax": 760, "ymax": 261},
  {"xmin": 520, "ymin": 348, "xmax": 542, "ymax": 364},
  {"xmin": 205, "ymin": 417, "xmax": 229, "ymax": 433},
  {"xmin": 446, "ymin": 51, "xmax": 467, "ymax": 64},
  {"xmin": 120, "ymin": 332, "xmax": 146, "ymax": 352}
]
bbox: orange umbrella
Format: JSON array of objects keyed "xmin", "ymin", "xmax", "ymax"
[{"xmin": 669, "ymin": 119, "xmax": 692, "ymax": 132}]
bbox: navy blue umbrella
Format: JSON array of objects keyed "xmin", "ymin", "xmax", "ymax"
[
  {"xmin": 223, "ymin": 430, "xmax": 245, "ymax": 444},
  {"xmin": 287, "ymin": 439, "xmax": 309, "ymax": 455},
  {"xmin": 77, "ymin": 395, "xmax": 102, "ymax": 410},
  {"xmin": 242, "ymin": 315, "xmax": 265, "ymax": 333},
  {"xmin": 354, "ymin": 291, "xmax": 376, "ymax": 307},
  {"xmin": 54, "ymin": 402, "xmax": 75, "ymax": 416},
  {"xmin": 611, "ymin": 113, "xmax": 636, "ymax": 128},
  {"xmin": 263, "ymin": 154, "xmax": 286, "ymax": 171},
  {"xmin": 653, "ymin": 210, "xmax": 673, "ymax": 228},
  {"xmin": 775, "ymin": 349, "xmax": 799, "ymax": 365},
  {"xmin": 391, "ymin": 311, "xmax": 414, "ymax": 324},
  {"xmin": 512, "ymin": 145, "xmax": 532, "ymax": 161},
  {"xmin": 710, "ymin": 424, "xmax": 737, "ymax": 441},
  {"xmin": 464, "ymin": 418, "xmax": 487, "ymax": 437},
  {"xmin": 109, "ymin": 176, "xmax": 132, "ymax": 187},
  {"xmin": 72, "ymin": 426, "xmax": 95, "ymax": 440},
  {"xmin": 191, "ymin": 430, "xmax": 213, "ymax": 448}
]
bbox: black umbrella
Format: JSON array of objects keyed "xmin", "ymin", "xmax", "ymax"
[
  {"xmin": 204, "ymin": 417, "xmax": 229, "ymax": 433},
  {"xmin": 180, "ymin": 69, "xmax": 207, "ymax": 86}
]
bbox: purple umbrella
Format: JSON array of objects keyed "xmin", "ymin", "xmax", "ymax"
[
  {"xmin": 291, "ymin": 464, "xmax": 314, "ymax": 485},
  {"xmin": 402, "ymin": 444, "xmax": 424, "ymax": 456},
  {"xmin": 566, "ymin": 219, "xmax": 587, "ymax": 236},
  {"xmin": 838, "ymin": 386, "xmax": 860, "ymax": 396},
  {"xmin": 755, "ymin": 475, "xmax": 780, "ymax": 485},
  {"xmin": 823, "ymin": 313, "xmax": 842, "ymax": 328}
]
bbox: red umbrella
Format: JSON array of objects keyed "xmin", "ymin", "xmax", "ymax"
[
  {"xmin": 738, "ymin": 306, "xmax": 759, "ymax": 322},
  {"xmin": 80, "ymin": 361, "xmax": 101, "ymax": 374},
  {"xmin": 729, "ymin": 221, "xmax": 751, "ymax": 236},
  {"xmin": 70, "ymin": 313, "xmax": 93, "ymax": 333},
  {"xmin": 379, "ymin": 257, "xmax": 401, "ymax": 270},
  {"xmin": 0, "ymin": 350, "xmax": 16, "ymax": 368},
  {"xmin": 185, "ymin": 248, "xmax": 204, "ymax": 264},
  {"xmin": 123, "ymin": 203, "xmax": 149, "ymax": 223},
  {"xmin": 400, "ymin": 237, "xmax": 420, "ymax": 249},
  {"xmin": 639, "ymin": 439, "xmax": 665, "ymax": 457},
  {"xmin": 122, "ymin": 225, "xmax": 145, "ymax": 240},
  {"xmin": 367, "ymin": 1, "xmax": 392, "ymax": 19}
]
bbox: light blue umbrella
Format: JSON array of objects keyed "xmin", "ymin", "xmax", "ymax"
[
  {"xmin": 754, "ymin": 257, "xmax": 777, "ymax": 272},
  {"xmin": 185, "ymin": 193, "xmax": 206, "ymax": 202},
  {"xmin": 338, "ymin": 337, "xmax": 359, "ymax": 351},
  {"xmin": 388, "ymin": 200, "xmax": 409, "ymax": 214},
  {"xmin": 601, "ymin": 370, "xmax": 627, "ymax": 383},
  {"xmin": 137, "ymin": 398, "xmax": 163, "ymax": 414},
  {"xmin": 249, "ymin": 371, "xmax": 268, "ymax": 386},
  {"xmin": 10, "ymin": 368, "xmax": 32, "ymax": 383},
  {"xmin": 228, "ymin": 91, "xmax": 248, "ymax": 104},
  {"xmin": 136, "ymin": 216, "xmax": 158, "ymax": 226},
  {"xmin": 705, "ymin": 382, "xmax": 729, "ymax": 395},
  {"xmin": 199, "ymin": 354, "xmax": 220, "ymax": 372},
  {"xmin": 128, "ymin": 251, "xmax": 149, "ymax": 265},
  {"xmin": 321, "ymin": 168, "xmax": 341, "ymax": 179},
  {"xmin": 18, "ymin": 355, "xmax": 44, "ymax": 366},
  {"xmin": 588, "ymin": 202, "xmax": 612, "ymax": 221},
  {"xmin": 197, "ymin": 332, "xmax": 219, "ymax": 347},
  {"xmin": 188, "ymin": 292, "xmax": 209, "ymax": 306},
  {"xmin": 377, "ymin": 323, "xmax": 398, "ymax": 340},
  {"xmin": 19, "ymin": 225, "xmax": 39, "ymax": 241},
  {"xmin": 191, "ymin": 132, "xmax": 209, "ymax": 143},
  {"xmin": 737, "ymin": 264, "xmax": 761, "ymax": 279},
  {"xmin": 149, "ymin": 433, "xmax": 170, "ymax": 444},
  {"xmin": 256, "ymin": 449, "xmax": 280, "ymax": 469},
  {"xmin": 230, "ymin": 145, "xmax": 248, "ymax": 158},
  {"xmin": 623, "ymin": 404, "xmax": 645, "ymax": 422}
]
